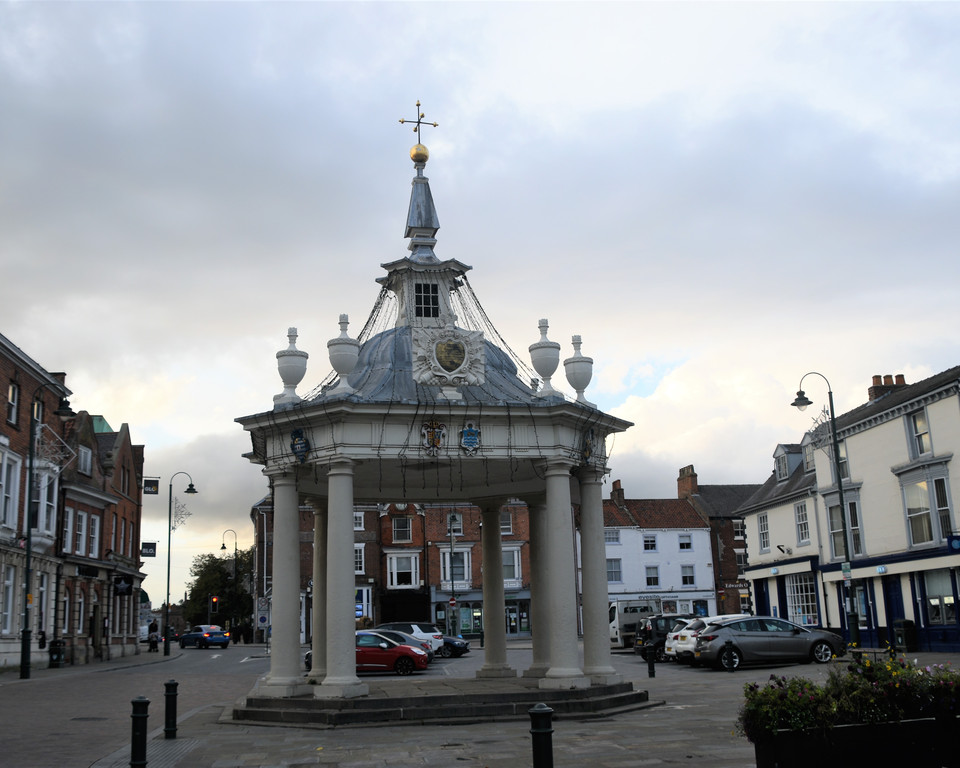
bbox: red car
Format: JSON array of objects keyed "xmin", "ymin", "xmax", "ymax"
[{"xmin": 356, "ymin": 630, "xmax": 429, "ymax": 675}]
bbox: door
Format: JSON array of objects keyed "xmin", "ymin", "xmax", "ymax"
[
  {"xmin": 356, "ymin": 633, "xmax": 394, "ymax": 671},
  {"xmin": 504, "ymin": 604, "xmax": 518, "ymax": 635},
  {"xmin": 759, "ymin": 617, "xmax": 807, "ymax": 659}
]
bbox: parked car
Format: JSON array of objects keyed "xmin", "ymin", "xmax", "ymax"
[
  {"xmin": 439, "ymin": 635, "xmax": 470, "ymax": 658},
  {"xmin": 375, "ymin": 622, "xmax": 444, "ymax": 652},
  {"xmin": 356, "ymin": 631, "xmax": 429, "ymax": 675},
  {"xmin": 634, "ymin": 614, "xmax": 696, "ymax": 661},
  {"xmin": 694, "ymin": 616, "xmax": 846, "ymax": 670},
  {"xmin": 663, "ymin": 618, "xmax": 698, "ymax": 662},
  {"xmin": 370, "ymin": 628, "xmax": 435, "ymax": 661},
  {"xmin": 179, "ymin": 624, "xmax": 230, "ymax": 649},
  {"xmin": 305, "ymin": 631, "xmax": 432, "ymax": 675},
  {"xmin": 671, "ymin": 614, "xmax": 750, "ymax": 665}
]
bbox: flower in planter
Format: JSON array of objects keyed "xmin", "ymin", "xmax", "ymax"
[{"xmin": 737, "ymin": 656, "xmax": 960, "ymax": 744}]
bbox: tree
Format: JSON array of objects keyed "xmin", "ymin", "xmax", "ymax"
[{"xmin": 183, "ymin": 546, "xmax": 255, "ymax": 631}]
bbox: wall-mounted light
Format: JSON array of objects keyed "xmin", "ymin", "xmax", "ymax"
[
  {"xmin": 876, "ymin": 565, "xmax": 887, "ymax": 574},
  {"xmin": 771, "ymin": 568, "xmax": 779, "ymax": 575}
]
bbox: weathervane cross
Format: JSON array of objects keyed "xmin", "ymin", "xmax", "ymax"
[{"xmin": 399, "ymin": 100, "xmax": 438, "ymax": 140}]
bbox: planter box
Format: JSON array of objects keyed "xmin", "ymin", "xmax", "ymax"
[{"xmin": 754, "ymin": 717, "xmax": 957, "ymax": 768}]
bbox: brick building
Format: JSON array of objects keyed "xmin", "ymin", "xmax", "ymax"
[
  {"xmin": 676, "ymin": 465, "xmax": 760, "ymax": 615},
  {"xmin": 1, "ymin": 332, "xmax": 145, "ymax": 670},
  {"xmin": 250, "ymin": 494, "xmax": 532, "ymax": 641}
]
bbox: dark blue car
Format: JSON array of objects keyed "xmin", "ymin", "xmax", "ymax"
[{"xmin": 180, "ymin": 624, "xmax": 230, "ymax": 649}]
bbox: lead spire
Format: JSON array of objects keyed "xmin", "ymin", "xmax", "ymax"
[{"xmin": 399, "ymin": 100, "xmax": 440, "ymax": 263}]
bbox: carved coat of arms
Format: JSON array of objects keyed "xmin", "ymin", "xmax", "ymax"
[
  {"xmin": 291, "ymin": 429, "xmax": 311, "ymax": 463},
  {"xmin": 421, "ymin": 420, "xmax": 447, "ymax": 456},
  {"xmin": 459, "ymin": 420, "xmax": 481, "ymax": 455}
]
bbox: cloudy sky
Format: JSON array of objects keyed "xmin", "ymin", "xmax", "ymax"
[{"xmin": 4, "ymin": 1, "xmax": 960, "ymax": 603}]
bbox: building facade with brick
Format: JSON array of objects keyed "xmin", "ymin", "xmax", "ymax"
[{"xmin": 1, "ymin": 332, "xmax": 145, "ymax": 670}]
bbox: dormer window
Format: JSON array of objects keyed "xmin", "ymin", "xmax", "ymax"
[
  {"xmin": 775, "ymin": 454, "xmax": 789, "ymax": 481},
  {"xmin": 414, "ymin": 283, "xmax": 439, "ymax": 318},
  {"xmin": 803, "ymin": 443, "xmax": 815, "ymax": 472}
]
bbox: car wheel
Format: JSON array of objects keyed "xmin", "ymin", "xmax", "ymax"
[
  {"xmin": 811, "ymin": 640, "xmax": 834, "ymax": 664},
  {"xmin": 395, "ymin": 656, "xmax": 415, "ymax": 676},
  {"xmin": 439, "ymin": 645, "xmax": 453, "ymax": 658},
  {"xmin": 180, "ymin": 640, "xmax": 186, "ymax": 649},
  {"xmin": 654, "ymin": 645, "xmax": 666, "ymax": 663},
  {"xmin": 718, "ymin": 645, "xmax": 742, "ymax": 671}
]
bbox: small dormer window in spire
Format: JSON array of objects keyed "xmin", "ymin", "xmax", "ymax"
[{"xmin": 415, "ymin": 283, "xmax": 440, "ymax": 318}]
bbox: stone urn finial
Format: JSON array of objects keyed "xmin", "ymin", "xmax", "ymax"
[
  {"xmin": 327, "ymin": 314, "xmax": 359, "ymax": 395},
  {"xmin": 564, "ymin": 334, "xmax": 595, "ymax": 407},
  {"xmin": 528, "ymin": 318, "xmax": 561, "ymax": 397},
  {"xmin": 274, "ymin": 327, "xmax": 309, "ymax": 407}
]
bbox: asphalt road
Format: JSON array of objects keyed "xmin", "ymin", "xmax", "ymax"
[{"xmin": 0, "ymin": 644, "xmax": 271, "ymax": 768}]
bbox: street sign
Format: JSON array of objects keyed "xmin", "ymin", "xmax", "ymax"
[
  {"xmin": 449, "ymin": 598, "xmax": 456, "ymax": 608},
  {"xmin": 842, "ymin": 562, "xmax": 852, "ymax": 583},
  {"xmin": 257, "ymin": 597, "xmax": 270, "ymax": 627}
]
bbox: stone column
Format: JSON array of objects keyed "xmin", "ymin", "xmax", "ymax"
[
  {"xmin": 307, "ymin": 500, "xmax": 327, "ymax": 683},
  {"xmin": 477, "ymin": 502, "xmax": 515, "ymax": 678},
  {"xmin": 540, "ymin": 461, "xmax": 589, "ymax": 689},
  {"xmin": 523, "ymin": 501, "xmax": 549, "ymax": 678},
  {"xmin": 317, "ymin": 459, "xmax": 368, "ymax": 699},
  {"xmin": 254, "ymin": 472, "xmax": 307, "ymax": 696},
  {"xmin": 579, "ymin": 469, "xmax": 620, "ymax": 683}
]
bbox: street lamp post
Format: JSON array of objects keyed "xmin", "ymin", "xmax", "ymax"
[
  {"xmin": 20, "ymin": 386, "xmax": 74, "ymax": 679},
  {"xmin": 792, "ymin": 372, "xmax": 860, "ymax": 647},
  {"xmin": 164, "ymin": 472, "xmax": 197, "ymax": 656},
  {"xmin": 221, "ymin": 529, "xmax": 238, "ymax": 632}
]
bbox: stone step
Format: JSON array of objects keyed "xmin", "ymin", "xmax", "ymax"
[{"xmin": 232, "ymin": 684, "xmax": 654, "ymax": 728}]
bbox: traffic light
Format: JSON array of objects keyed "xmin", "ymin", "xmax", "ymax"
[{"xmin": 210, "ymin": 595, "xmax": 219, "ymax": 613}]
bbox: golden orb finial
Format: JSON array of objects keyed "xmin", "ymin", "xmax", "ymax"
[{"xmin": 410, "ymin": 143, "xmax": 429, "ymax": 163}]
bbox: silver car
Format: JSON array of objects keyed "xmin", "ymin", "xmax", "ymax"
[{"xmin": 694, "ymin": 616, "xmax": 845, "ymax": 670}]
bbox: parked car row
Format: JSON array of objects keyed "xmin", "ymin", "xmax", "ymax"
[
  {"xmin": 305, "ymin": 622, "xmax": 471, "ymax": 676},
  {"xmin": 636, "ymin": 614, "xmax": 846, "ymax": 671},
  {"xmin": 664, "ymin": 614, "xmax": 750, "ymax": 664}
]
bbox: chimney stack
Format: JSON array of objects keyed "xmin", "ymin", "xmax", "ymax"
[
  {"xmin": 677, "ymin": 465, "xmax": 699, "ymax": 499},
  {"xmin": 611, "ymin": 479, "xmax": 625, "ymax": 506},
  {"xmin": 868, "ymin": 373, "xmax": 908, "ymax": 401}
]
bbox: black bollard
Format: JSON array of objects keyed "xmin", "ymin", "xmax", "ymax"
[
  {"xmin": 529, "ymin": 702, "xmax": 554, "ymax": 768},
  {"xmin": 646, "ymin": 641, "xmax": 656, "ymax": 678},
  {"xmin": 130, "ymin": 696, "xmax": 150, "ymax": 768},
  {"xmin": 164, "ymin": 679, "xmax": 178, "ymax": 739}
]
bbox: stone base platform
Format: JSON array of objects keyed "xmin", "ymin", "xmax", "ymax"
[{"xmin": 232, "ymin": 676, "xmax": 657, "ymax": 728}]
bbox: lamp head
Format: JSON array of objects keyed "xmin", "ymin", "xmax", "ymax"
[
  {"xmin": 791, "ymin": 390, "xmax": 813, "ymax": 411},
  {"xmin": 185, "ymin": 483, "xmax": 198, "ymax": 495},
  {"xmin": 220, "ymin": 542, "xmax": 227, "ymax": 551},
  {"xmin": 54, "ymin": 398, "xmax": 76, "ymax": 420}
]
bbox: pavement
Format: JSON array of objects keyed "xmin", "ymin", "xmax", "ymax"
[{"xmin": 7, "ymin": 642, "xmax": 959, "ymax": 768}]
